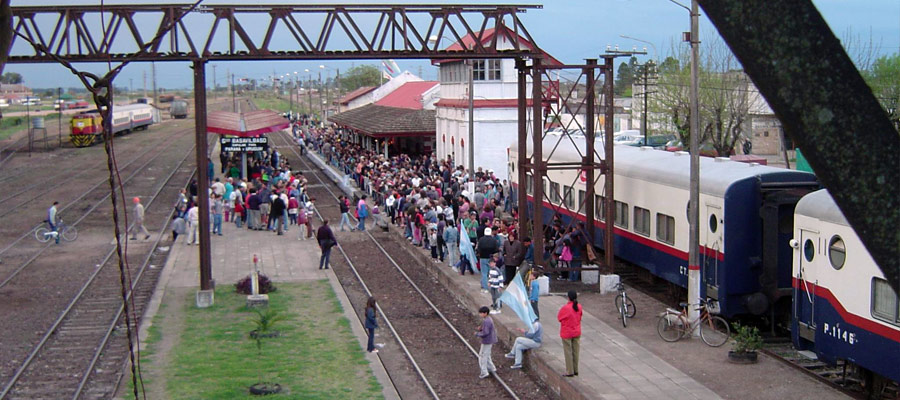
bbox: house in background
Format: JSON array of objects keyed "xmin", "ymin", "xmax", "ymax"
[{"xmin": 433, "ymin": 27, "xmax": 561, "ymax": 181}]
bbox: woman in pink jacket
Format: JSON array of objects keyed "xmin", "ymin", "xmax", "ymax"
[{"xmin": 557, "ymin": 290, "xmax": 583, "ymax": 377}]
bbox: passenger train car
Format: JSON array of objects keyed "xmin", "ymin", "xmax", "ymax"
[
  {"xmin": 70, "ymin": 103, "xmax": 155, "ymax": 147},
  {"xmin": 791, "ymin": 189, "xmax": 899, "ymax": 387},
  {"xmin": 509, "ymin": 138, "xmax": 819, "ymax": 318}
]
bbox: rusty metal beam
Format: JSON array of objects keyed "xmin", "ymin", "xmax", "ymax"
[
  {"xmin": 699, "ymin": 0, "xmax": 899, "ymax": 290},
  {"xmin": 7, "ymin": 4, "xmax": 542, "ymax": 63}
]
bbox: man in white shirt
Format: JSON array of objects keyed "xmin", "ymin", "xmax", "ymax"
[{"xmin": 130, "ymin": 197, "xmax": 151, "ymax": 241}]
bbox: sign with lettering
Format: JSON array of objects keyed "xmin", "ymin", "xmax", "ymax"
[{"xmin": 221, "ymin": 136, "xmax": 268, "ymax": 152}]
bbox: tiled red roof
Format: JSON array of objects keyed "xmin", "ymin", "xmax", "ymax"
[
  {"xmin": 432, "ymin": 26, "xmax": 562, "ymax": 66},
  {"xmin": 374, "ymin": 81, "xmax": 438, "ymax": 110},
  {"xmin": 330, "ymin": 104, "xmax": 435, "ymax": 138},
  {"xmin": 206, "ymin": 110, "xmax": 290, "ymax": 137},
  {"xmin": 337, "ymin": 86, "xmax": 376, "ymax": 105}
]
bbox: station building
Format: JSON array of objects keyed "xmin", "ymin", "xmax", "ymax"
[
  {"xmin": 433, "ymin": 27, "xmax": 562, "ymax": 181},
  {"xmin": 330, "ymin": 77, "xmax": 439, "ymax": 156}
]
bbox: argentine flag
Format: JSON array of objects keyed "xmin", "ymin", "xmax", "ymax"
[
  {"xmin": 458, "ymin": 220, "xmax": 477, "ymax": 270},
  {"xmin": 499, "ymin": 273, "xmax": 538, "ymax": 330}
]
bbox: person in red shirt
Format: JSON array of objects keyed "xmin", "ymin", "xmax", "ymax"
[{"xmin": 557, "ymin": 290, "xmax": 583, "ymax": 377}]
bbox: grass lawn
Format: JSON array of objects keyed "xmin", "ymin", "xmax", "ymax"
[
  {"xmin": 0, "ymin": 113, "xmax": 71, "ymax": 141},
  {"xmin": 148, "ymin": 281, "xmax": 382, "ymax": 399},
  {"xmin": 251, "ymin": 95, "xmax": 293, "ymax": 114}
]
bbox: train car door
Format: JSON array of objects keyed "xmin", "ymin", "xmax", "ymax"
[
  {"xmin": 794, "ymin": 228, "xmax": 818, "ymax": 342},
  {"xmin": 704, "ymin": 204, "xmax": 723, "ymax": 299}
]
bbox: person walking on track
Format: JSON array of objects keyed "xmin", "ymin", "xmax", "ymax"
[
  {"xmin": 356, "ymin": 195, "xmax": 369, "ymax": 231},
  {"xmin": 365, "ymin": 296, "xmax": 380, "ymax": 353},
  {"xmin": 558, "ymin": 290, "xmax": 583, "ymax": 377},
  {"xmin": 316, "ymin": 219, "xmax": 336, "ymax": 269},
  {"xmin": 475, "ymin": 306, "xmax": 498, "ymax": 379},
  {"xmin": 130, "ymin": 197, "xmax": 150, "ymax": 241}
]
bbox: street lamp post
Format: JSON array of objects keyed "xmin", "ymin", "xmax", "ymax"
[{"xmin": 670, "ymin": 0, "xmax": 702, "ymax": 334}]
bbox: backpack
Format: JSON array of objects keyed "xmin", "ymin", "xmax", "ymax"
[{"xmin": 560, "ymin": 245, "xmax": 573, "ymax": 262}]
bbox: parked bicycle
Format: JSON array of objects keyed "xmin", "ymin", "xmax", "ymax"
[
  {"xmin": 35, "ymin": 218, "xmax": 78, "ymax": 243},
  {"xmin": 614, "ymin": 282, "xmax": 636, "ymax": 327},
  {"xmin": 656, "ymin": 299, "xmax": 730, "ymax": 347}
]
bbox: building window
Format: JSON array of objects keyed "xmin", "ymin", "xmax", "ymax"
[
  {"xmin": 872, "ymin": 278, "xmax": 899, "ymax": 326},
  {"xmin": 473, "ymin": 59, "xmax": 501, "ymax": 81},
  {"xmin": 550, "ymin": 181, "xmax": 560, "ymax": 204},
  {"xmin": 656, "ymin": 213, "xmax": 675, "ymax": 245},
  {"xmin": 614, "ymin": 201, "xmax": 628, "ymax": 229},
  {"xmin": 564, "ymin": 186, "xmax": 574, "ymax": 209},
  {"xmin": 634, "ymin": 207, "xmax": 650, "ymax": 236},
  {"xmin": 595, "ymin": 195, "xmax": 605, "ymax": 221}
]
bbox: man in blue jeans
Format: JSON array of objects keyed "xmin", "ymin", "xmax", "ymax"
[
  {"xmin": 476, "ymin": 227, "xmax": 498, "ymax": 293},
  {"xmin": 356, "ymin": 195, "xmax": 369, "ymax": 231},
  {"xmin": 316, "ymin": 219, "xmax": 336, "ymax": 269},
  {"xmin": 47, "ymin": 201, "xmax": 60, "ymax": 244}
]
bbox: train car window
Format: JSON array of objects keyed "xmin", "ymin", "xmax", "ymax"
[
  {"xmin": 564, "ymin": 186, "xmax": 574, "ymax": 209},
  {"xmin": 656, "ymin": 213, "xmax": 675, "ymax": 245},
  {"xmin": 828, "ymin": 236, "xmax": 845, "ymax": 270},
  {"xmin": 550, "ymin": 182, "xmax": 560, "ymax": 204},
  {"xmin": 525, "ymin": 175, "xmax": 533, "ymax": 195},
  {"xmin": 595, "ymin": 195, "xmax": 605, "ymax": 221},
  {"xmin": 578, "ymin": 190, "xmax": 585, "ymax": 211},
  {"xmin": 709, "ymin": 214, "xmax": 718, "ymax": 233},
  {"xmin": 614, "ymin": 201, "xmax": 628, "ymax": 229},
  {"xmin": 803, "ymin": 239, "xmax": 815, "ymax": 262},
  {"xmin": 872, "ymin": 278, "xmax": 900, "ymax": 325},
  {"xmin": 634, "ymin": 207, "xmax": 650, "ymax": 236},
  {"xmin": 542, "ymin": 178, "xmax": 548, "ymax": 197}
]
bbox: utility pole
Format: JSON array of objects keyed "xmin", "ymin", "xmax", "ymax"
[
  {"xmin": 151, "ymin": 62, "xmax": 158, "ymax": 107},
  {"xmin": 231, "ymin": 73, "xmax": 236, "ymax": 112},
  {"xmin": 211, "ymin": 65, "xmax": 217, "ymax": 99},
  {"xmin": 307, "ymin": 75, "xmax": 313, "ymax": 119},
  {"xmin": 318, "ymin": 70, "xmax": 323, "ymax": 120},
  {"xmin": 142, "ymin": 70, "xmax": 147, "ymax": 97},
  {"xmin": 637, "ymin": 61, "xmax": 656, "ymax": 144},
  {"xmin": 687, "ymin": 0, "xmax": 702, "ymax": 334}
]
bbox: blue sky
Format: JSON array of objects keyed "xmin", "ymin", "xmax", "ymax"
[{"xmin": 7, "ymin": 0, "xmax": 899, "ymax": 90}]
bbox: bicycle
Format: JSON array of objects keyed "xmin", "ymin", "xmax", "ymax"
[
  {"xmin": 656, "ymin": 299, "xmax": 730, "ymax": 347},
  {"xmin": 614, "ymin": 282, "xmax": 636, "ymax": 327},
  {"xmin": 35, "ymin": 218, "xmax": 78, "ymax": 243}
]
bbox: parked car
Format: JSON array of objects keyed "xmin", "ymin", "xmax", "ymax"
[
  {"xmin": 665, "ymin": 139, "xmax": 732, "ymax": 157},
  {"xmin": 625, "ymin": 134, "xmax": 676, "ymax": 149},
  {"xmin": 613, "ymin": 133, "xmax": 643, "ymax": 145}
]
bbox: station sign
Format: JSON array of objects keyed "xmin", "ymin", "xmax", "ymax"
[{"xmin": 221, "ymin": 136, "xmax": 268, "ymax": 152}]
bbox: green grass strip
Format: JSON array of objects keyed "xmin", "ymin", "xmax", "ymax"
[{"xmin": 164, "ymin": 281, "xmax": 383, "ymax": 399}]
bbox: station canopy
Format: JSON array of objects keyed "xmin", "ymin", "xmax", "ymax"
[{"xmin": 207, "ymin": 110, "xmax": 290, "ymax": 137}]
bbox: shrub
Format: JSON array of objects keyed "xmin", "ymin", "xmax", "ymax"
[
  {"xmin": 234, "ymin": 274, "xmax": 277, "ymax": 295},
  {"xmin": 731, "ymin": 322, "xmax": 763, "ymax": 353}
]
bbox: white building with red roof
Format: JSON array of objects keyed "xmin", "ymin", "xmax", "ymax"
[{"xmin": 433, "ymin": 26, "xmax": 561, "ymax": 180}]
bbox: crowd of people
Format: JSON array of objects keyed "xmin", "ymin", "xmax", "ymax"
[{"xmin": 296, "ymin": 119, "xmax": 587, "ymax": 378}]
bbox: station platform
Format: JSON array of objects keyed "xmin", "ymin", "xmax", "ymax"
[{"xmin": 301, "ymin": 149, "xmax": 720, "ymax": 400}]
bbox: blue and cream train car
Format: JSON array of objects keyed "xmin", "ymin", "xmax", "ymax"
[
  {"xmin": 791, "ymin": 189, "xmax": 899, "ymax": 386},
  {"xmin": 509, "ymin": 139, "xmax": 819, "ymax": 318}
]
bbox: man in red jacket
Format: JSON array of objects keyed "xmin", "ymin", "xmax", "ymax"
[{"xmin": 557, "ymin": 290, "xmax": 583, "ymax": 377}]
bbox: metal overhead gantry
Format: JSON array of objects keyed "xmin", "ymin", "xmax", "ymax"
[
  {"xmin": 7, "ymin": 4, "xmax": 542, "ymax": 62},
  {"xmin": 4, "ymin": 4, "xmax": 545, "ymax": 302}
]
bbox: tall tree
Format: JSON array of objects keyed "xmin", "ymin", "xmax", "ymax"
[
  {"xmin": 1, "ymin": 71, "xmax": 21, "ymax": 84},
  {"xmin": 614, "ymin": 56, "xmax": 638, "ymax": 96},
  {"xmin": 864, "ymin": 53, "xmax": 900, "ymax": 131},
  {"xmin": 340, "ymin": 65, "xmax": 381, "ymax": 92}
]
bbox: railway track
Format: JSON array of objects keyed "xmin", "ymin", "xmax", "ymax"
[
  {"xmin": 270, "ymin": 129, "xmax": 547, "ymax": 399},
  {"xmin": 0, "ymin": 133, "xmax": 208, "ymax": 399},
  {"xmin": 0, "ymin": 127, "xmax": 192, "ymax": 221}
]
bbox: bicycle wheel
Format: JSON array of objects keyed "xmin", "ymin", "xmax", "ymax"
[
  {"xmin": 657, "ymin": 313, "xmax": 685, "ymax": 342},
  {"xmin": 699, "ymin": 315, "xmax": 731, "ymax": 347},
  {"xmin": 61, "ymin": 226, "xmax": 78, "ymax": 242},
  {"xmin": 35, "ymin": 227, "xmax": 51, "ymax": 243}
]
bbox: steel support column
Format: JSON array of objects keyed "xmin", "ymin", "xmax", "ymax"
[
  {"xmin": 584, "ymin": 59, "xmax": 597, "ymax": 266},
  {"xmin": 603, "ymin": 56, "xmax": 615, "ymax": 274},
  {"xmin": 530, "ymin": 58, "xmax": 544, "ymax": 267},
  {"xmin": 192, "ymin": 58, "xmax": 212, "ymax": 292},
  {"xmin": 516, "ymin": 58, "xmax": 529, "ymax": 240}
]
